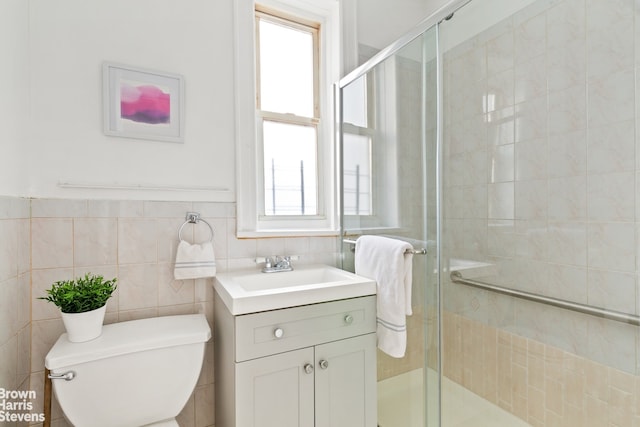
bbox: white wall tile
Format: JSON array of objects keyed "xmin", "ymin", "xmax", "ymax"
[
  {"xmin": 489, "ymin": 143, "xmax": 514, "ymax": 183},
  {"xmin": 587, "ymin": 69, "xmax": 635, "ymax": 128},
  {"xmin": 118, "ymin": 218, "xmax": 158, "ymax": 264},
  {"xmin": 587, "ymin": 269, "xmax": 637, "ymax": 314},
  {"xmin": 587, "ymin": 172, "xmax": 635, "ymax": 221},
  {"xmin": 547, "ymin": 176, "xmax": 586, "ymax": 221},
  {"xmin": 87, "ymin": 200, "xmax": 144, "ymax": 218},
  {"xmin": 31, "ymin": 218, "xmax": 73, "ymax": 269},
  {"xmin": 587, "ymin": 120, "xmax": 635, "ymax": 174},
  {"xmin": 118, "ymin": 264, "xmax": 159, "ymax": 311},
  {"xmin": 73, "ymin": 218, "xmax": 118, "ymax": 267},
  {"xmin": 587, "ymin": 222, "xmax": 635, "ymax": 272}
]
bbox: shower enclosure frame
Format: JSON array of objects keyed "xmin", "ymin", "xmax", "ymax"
[{"xmin": 337, "ymin": 2, "xmax": 471, "ymax": 426}]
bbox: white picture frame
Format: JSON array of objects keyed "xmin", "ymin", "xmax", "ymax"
[{"xmin": 103, "ymin": 62, "xmax": 185, "ymax": 143}]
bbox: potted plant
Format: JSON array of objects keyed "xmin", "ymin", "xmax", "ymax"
[{"xmin": 39, "ymin": 273, "xmax": 117, "ymax": 343}]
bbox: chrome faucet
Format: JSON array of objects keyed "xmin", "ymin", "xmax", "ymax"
[{"xmin": 258, "ymin": 255, "xmax": 296, "ymax": 273}]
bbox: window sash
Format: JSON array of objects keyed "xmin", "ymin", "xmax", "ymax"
[
  {"xmin": 255, "ymin": 8, "xmax": 320, "ymax": 121},
  {"xmin": 255, "ymin": 6, "xmax": 321, "ymax": 218}
]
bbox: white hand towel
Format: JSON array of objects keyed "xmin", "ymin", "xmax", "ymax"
[
  {"xmin": 354, "ymin": 235, "xmax": 413, "ymax": 358},
  {"xmin": 174, "ymin": 240, "xmax": 217, "ymax": 280}
]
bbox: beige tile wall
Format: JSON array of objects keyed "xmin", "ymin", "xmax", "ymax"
[
  {"xmin": 443, "ymin": 311, "xmax": 640, "ymax": 427},
  {"xmin": 0, "ymin": 196, "xmax": 31, "ymax": 408},
  {"xmin": 0, "ymin": 196, "xmax": 339, "ymax": 427}
]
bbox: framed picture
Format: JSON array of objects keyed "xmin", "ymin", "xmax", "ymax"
[{"xmin": 103, "ymin": 62, "xmax": 184, "ymax": 143}]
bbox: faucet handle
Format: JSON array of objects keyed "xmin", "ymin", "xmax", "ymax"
[{"xmin": 255, "ymin": 256, "xmax": 274, "ymax": 267}]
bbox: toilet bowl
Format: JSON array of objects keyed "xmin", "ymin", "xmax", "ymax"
[{"xmin": 45, "ymin": 314, "xmax": 211, "ymax": 427}]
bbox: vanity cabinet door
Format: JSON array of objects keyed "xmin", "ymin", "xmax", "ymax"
[
  {"xmin": 236, "ymin": 347, "xmax": 315, "ymax": 427},
  {"xmin": 315, "ymin": 333, "xmax": 377, "ymax": 427}
]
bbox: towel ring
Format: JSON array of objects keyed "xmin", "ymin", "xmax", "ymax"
[{"xmin": 178, "ymin": 212, "xmax": 214, "ymax": 243}]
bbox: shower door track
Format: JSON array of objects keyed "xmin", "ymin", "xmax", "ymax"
[{"xmin": 450, "ymin": 271, "xmax": 640, "ymax": 326}]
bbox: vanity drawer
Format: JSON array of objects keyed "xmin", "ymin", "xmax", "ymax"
[{"xmin": 235, "ymin": 295, "xmax": 376, "ymax": 362}]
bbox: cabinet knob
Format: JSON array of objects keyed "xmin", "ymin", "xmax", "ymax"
[
  {"xmin": 303, "ymin": 363, "xmax": 314, "ymax": 374},
  {"xmin": 273, "ymin": 328, "xmax": 284, "ymax": 339},
  {"xmin": 344, "ymin": 314, "xmax": 354, "ymax": 325},
  {"xmin": 319, "ymin": 359, "xmax": 329, "ymax": 370}
]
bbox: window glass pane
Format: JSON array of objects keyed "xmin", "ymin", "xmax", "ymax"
[
  {"xmin": 263, "ymin": 121, "xmax": 318, "ymax": 216},
  {"xmin": 259, "ymin": 18, "xmax": 315, "ymax": 117},
  {"xmin": 343, "ymin": 133, "xmax": 371, "ymax": 215}
]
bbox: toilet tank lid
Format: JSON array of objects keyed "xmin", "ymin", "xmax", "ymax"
[{"xmin": 45, "ymin": 314, "xmax": 211, "ymax": 370}]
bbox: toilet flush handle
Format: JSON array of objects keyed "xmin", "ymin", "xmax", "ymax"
[{"xmin": 48, "ymin": 371, "xmax": 76, "ymax": 381}]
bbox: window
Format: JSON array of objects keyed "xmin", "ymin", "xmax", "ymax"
[
  {"xmin": 234, "ymin": 0, "xmax": 340, "ymax": 237},
  {"xmin": 255, "ymin": 8, "xmax": 319, "ymax": 216},
  {"xmin": 341, "ymin": 74, "xmax": 372, "ymax": 216}
]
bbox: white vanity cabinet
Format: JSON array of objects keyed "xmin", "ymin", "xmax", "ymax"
[{"xmin": 214, "ymin": 294, "xmax": 377, "ymax": 427}]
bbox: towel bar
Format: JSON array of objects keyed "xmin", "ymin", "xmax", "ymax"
[
  {"xmin": 343, "ymin": 238, "xmax": 427, "ymax": 255},
  {"xmin": 450, "ymin": 271, "xmax": 640, "ymax": 326}
]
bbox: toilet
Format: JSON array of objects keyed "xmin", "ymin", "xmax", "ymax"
[{"xmin": 45, "ymin": 314, "xmax": 211, "ymax": 427}]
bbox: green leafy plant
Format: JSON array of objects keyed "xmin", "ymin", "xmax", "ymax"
[{"xmin": 39, "ymin": 273, "xmax": 117, "ymax": 314}]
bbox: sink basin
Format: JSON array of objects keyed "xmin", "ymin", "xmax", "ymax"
[{"xmin": 214, "ymin": 264, "xmax": 376, "ymax": 315}]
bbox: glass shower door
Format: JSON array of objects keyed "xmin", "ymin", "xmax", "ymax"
[{"xmin": 339, "ymin": 25, "xmax": 440, "ymax": 427}]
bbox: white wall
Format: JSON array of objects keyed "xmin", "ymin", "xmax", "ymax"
[
  {"xmin": 27, "ymin": 0, "xmax": 236, "ymax": 201},
  {"xmin": 355, "ymin": 0, "xmax": 452, "ymax": 52},
  {"xmin": 0, "ymin": 0, "xmax": 29, "ymax": 197},
  {"xmin": 8, "ymin": 0, "xmax": 446, "ymax": 202}
]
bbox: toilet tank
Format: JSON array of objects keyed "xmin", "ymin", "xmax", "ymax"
[{"xmin": 45, "ymin": 314, "xmax": 211, "ymax": 427}]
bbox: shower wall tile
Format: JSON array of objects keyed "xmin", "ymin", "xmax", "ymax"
[
  {"xmin": 489, "ymin": 144, "xmax": 514, "ymax": 183},
  {"xmin": 514, "ymin": 180, "xmax": 547, "ymax": 220},
  {"xmin": 587, "ymin": 269, "xmax": 637, "ymax": 314},
  {"xmin": 514, "ymin": 55, "xmax": 546, "ymax": 105},
  {"xmin": 587, "ymin": 120, "xmax": 635, "ymax": 174},
  {"xmin": 487, "ymin": 106, "xmax": 515, "ymax": 146},
  {"xmin": 488, "ymin": 182, "xmax": 514, "ymax": 219},
  {"xmin": 515, "ymin": 138, "xmax": 546, "ymax": 181},
  {"xmin": 547, "ymin": 85, "xmax": 587, "ymax": 136},
  {"xmin": 587, "ymin": 68, "xmax": 635, "ymax": 127},
  {"xmin": 587, "ymin": 172, "xmax": 635, "ymax": 221},
  {"xmin": 513, "ymin": 12, "xmax": 546, "ymax": 65},
  {"xmin": 487, "ymin": 68, "xmax": 514, "ymax": 112},
  {"xmin": 515, "ymin": 220, "xmax": 547, "ymax": 260},
  {"xmin": 514, "ymin": 96, "xmax": 547, "ymax": 142},
  {"xmin": 587, "ymin": 222, "xmax": 636, "ymax": 272},
  {"xmin": 547, "ymin": 38, "xmax": 586, "ymax": 93},
  {"xmin": 443, "ymin": 0, "xmax": 640, "ymax": 381},
  {"xmin": 486, "ymin": 29, "xmax": 514, "ymax": 75},
  {"xmin": 547, "ymin": 130, "xmax": 586, "ymax": 178},
  {"xmin": 444, "ymin": 312, "xmax": 640, "ymax": 426},
  {"xmin": 547, "ymin": 176, "xmax": 586, "ymax": 221},
  {"xmin": 585, "ymin": 0, "xmax": 634, "ymax": 78}
]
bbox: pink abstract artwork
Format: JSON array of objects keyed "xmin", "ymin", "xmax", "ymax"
[{"xmin": 120, "ymin": 83, "xmax": 170, "ymax": 125}]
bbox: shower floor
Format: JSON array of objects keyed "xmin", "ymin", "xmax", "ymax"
[{"xmin": 377, "ymin": 368, "xmax": 532, "ymax": 427}]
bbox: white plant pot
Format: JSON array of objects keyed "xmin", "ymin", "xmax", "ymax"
[{"xmin": 61, "ymin": 305, "xmax": 107, "ymax": 343}]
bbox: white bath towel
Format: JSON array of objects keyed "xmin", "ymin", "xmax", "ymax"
[
  {"xmin": 355, "ymin": 235, "xmax": 414, "ymax": 358},
  {"xmin": 174, "ymin": 240, "xmax": 217, "ymax": 280}
]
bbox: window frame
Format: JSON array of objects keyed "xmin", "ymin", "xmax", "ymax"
[
  {"xmin": 255, "ymin": 8, "xmax": 321, "ymax": 219},
  {"xmin": 234, "ymin": 0, "xmax": 340, "ymax": 237}
]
